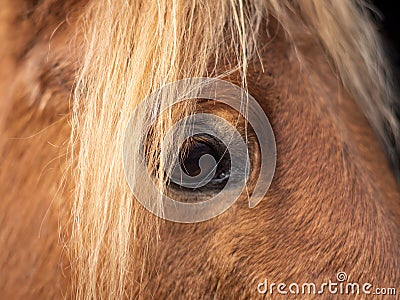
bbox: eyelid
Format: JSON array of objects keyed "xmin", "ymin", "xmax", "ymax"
[{"xmin": 185, "ymin": 134, "xmax": 225, "ymax": 153}]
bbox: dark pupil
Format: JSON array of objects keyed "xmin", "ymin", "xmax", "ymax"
[
  {"xmin": 181, "ymin": 142, "xmax": 216, "ymax": 177},
  {"xmin": 179, "ymin": 135, "xmax": 230, "ymax": 183}
]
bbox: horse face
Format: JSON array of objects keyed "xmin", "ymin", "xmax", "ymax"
[{"xmin": 1, "ymin": 1, "xmax": 399, "ymax": 299}]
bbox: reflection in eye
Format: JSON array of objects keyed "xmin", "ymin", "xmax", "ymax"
[{"xmin": 169, "ymin": 134, "xmax": 231, "ymax": 191}]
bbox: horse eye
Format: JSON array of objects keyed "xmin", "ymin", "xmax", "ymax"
[{"xmin": 168, "ymin": 134, "xmax": 231, "ymax": 191}]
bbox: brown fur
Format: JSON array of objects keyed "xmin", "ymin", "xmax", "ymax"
[
  {"xmin": 1, "ymin": 1, "xmax": 399, "ymax": 299},
  {"xmin": 0, "ymin": 1, "xmax": 80, "ymax": 298}
]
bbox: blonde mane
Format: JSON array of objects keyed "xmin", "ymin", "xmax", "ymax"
[{"xmin": 68, "ymin": 0, "xmax": 398, "ymax": 298}]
